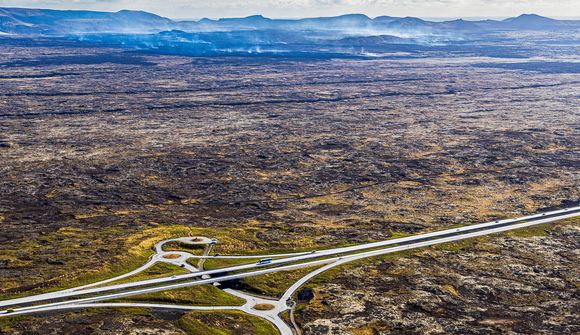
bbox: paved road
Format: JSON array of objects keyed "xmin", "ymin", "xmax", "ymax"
[
  {"xmin": 224, "ymin": 289, "xmax": 293, "ymax": 334},
  {"xmin": 1, "ymin": 301, "xmax": 294, "ymax": 335},
  {"xmin": 0, "ymin": 207, "xmax": 580, "ymax": 307},
  {"xmin": 2, "ymin": 206, "xmax": 577, "ymax": 314},
  {"xmin": 1, "ymin": 206, "xmax": 578, "ymax": 335},
  {"xmin": 2, "ymin": 206, "xmax": 577, "ymax": 309},
  {"xmin": 197, "ymin": 242, "xmax": 213, "ymax": 271}
]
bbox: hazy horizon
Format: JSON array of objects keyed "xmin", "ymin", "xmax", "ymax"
[
  {"xmin": 1, "ymin": 0, "xmax": 579, "ymax": 21},
  {"xmin": 1, "ymin": 6, "xmax": 580, "ymax": 21}
]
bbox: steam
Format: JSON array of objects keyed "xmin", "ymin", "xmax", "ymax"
[{"xmin": 58, "ymin": 14, "xmax": 491, "ymax": 57}]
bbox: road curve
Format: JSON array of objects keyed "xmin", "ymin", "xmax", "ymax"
[
  {"xmin": 3, "ymin": 206, "xmax": 577, "ymax": 309},
  {"xmin": 2, "ymin": 207, "xmax": 577, "ymax": 318}
]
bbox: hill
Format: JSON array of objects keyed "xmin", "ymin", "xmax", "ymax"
[{"xmin": 1, "ymin": 8, "xmax": 578, "ymax": 36}]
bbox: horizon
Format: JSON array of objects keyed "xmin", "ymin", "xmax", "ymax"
[
  {"xmin": 1, "ymin": 5, "xmax": 580, "ymax": 22},
  {"xmin": 0, "ymin": 0, "xmax": 579, "ymax": 21}
]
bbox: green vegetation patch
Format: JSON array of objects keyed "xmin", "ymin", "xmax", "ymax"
[
  {"xmin": 200, "ymin": 257, "xmax": 255, "ymax": 270},
  {"xmin": 240, "ymin": 265, "xmax": 323, "ymax": 297},
  {"xmin": 350, "ymin": 321, "xmax": 390, "ymax": 335},
  {"xmin": 118, "ymin": 284, "xmax": 245, "ymax": 306},
  {"xmin": 432, "ymin": 236, "xmax": 489, "ymax": 252},
  {"xmin": 1, "ymin": 224, "xmax": 277, "ymax": 299},
  {"xmin": 97, "ymin": 262, "xmax": 190, "ymax": 287},
  {"xmin": 0, "ymin": 315, "xmax": 32, "ymax": 333},
  {"xmin": 162, "ymin": 241, "xmax": 208, "ymax": 254},
  {"xmin": 502, "ymin": 221, "xmax": 568, "ymax": 238},
  {"xmin": 177, "ymin": 310, "xmax": 278, "ymax": 335}
]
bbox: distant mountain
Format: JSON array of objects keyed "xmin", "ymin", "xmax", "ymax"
[
  {"xmin": 502, "ymin": 13, "xmax": 559, "ymax": 29},
  {"xmin": 438, "ymin": 19, "xmax": 480, "ymax": 31},
  {"xmin": 187, "ymin": 14, "xmax": 375, "ymax": 32},
  {"xmin": 386, "ymin": 17, "xmax": 430, "ymax": 29},
  {"xmin": 374, "ymin": 16, "xmax": 399, "ymax": 24},
  {"xmin": 0, "ymin": 7, "xmax": 173, "ymax": 34},
  {"xmin": 0, "ymin": 7, "xmax": 578, "ymax": 36},
  {"xmin": 298, "ymin": 14, "xmax": 372, "ymax": 28},
  {"xmin": 206, "ymin": 15, "xmax": 274, "ymax": 28}
]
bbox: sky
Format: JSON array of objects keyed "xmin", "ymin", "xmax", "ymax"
[{"xmin": 0, "ymin": 0, "xmax": 578, "ymax": 20}]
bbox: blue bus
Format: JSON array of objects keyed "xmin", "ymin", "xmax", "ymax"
[{"xmin": 257, "ymin": 258, "xmax": 273, "ymax": 265}]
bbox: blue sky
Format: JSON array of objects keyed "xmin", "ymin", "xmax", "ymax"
[{"xmin": 0, "ymin": 0, "xmax": 578, "ymax": 19}]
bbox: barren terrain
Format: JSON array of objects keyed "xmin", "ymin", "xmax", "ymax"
[{"xmin": 0, "ymin": 44, "xmax": 578, "ymax": 334}]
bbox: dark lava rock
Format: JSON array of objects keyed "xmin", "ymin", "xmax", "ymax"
[
  {"xmin": 297, "ymin": 288, "xmax": 314, "ymax": 302},
  {"xmin": 45, "ymin": 258, "xmax": 65, "ymax": 265}
]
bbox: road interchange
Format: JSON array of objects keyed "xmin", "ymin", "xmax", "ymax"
[{"xmin": 1, "ymin": 206, "xmax": 578, "ymax": 335}]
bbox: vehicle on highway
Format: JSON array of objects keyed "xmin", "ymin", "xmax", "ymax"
[
  {"xmin": 1, "ymin": 206, "xmax": 577, "ymax": 323},
  {"xmin": 210, "ymin": 239, "xmax": 217, "ymax": 245},
  {"xmin": 257, "ymin": 258, "xmax": 273, "ymax": 265}
]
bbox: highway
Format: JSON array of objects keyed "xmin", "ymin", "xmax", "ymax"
[
  {"xmin": 1, "ymin": 205, "xmax": 577, "ymax": 309},
  {"xmin": 0, "ymin": 206, "xmax": 578, "ymax": 335}
]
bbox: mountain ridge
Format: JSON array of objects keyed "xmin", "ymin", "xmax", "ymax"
[{"xmin": 1, "ymin": 7, "xmax": 579, "ymax": 35}]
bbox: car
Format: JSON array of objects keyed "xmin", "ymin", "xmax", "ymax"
[
  {"xmin": 311, "ymin": 251, "xmax": 316, "ymax": 254},
  {"xmin": 214, "ymin": 253, "xmax": 220, "ymax": 257},
  {"xmin": 171, "ymin": 275, "xmax": 177, "ymax": 279}
]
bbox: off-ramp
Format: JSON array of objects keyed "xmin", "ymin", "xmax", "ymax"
[{"xmin": 1, "ymin": 206, "xmax": 578, "ymax": 335}]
